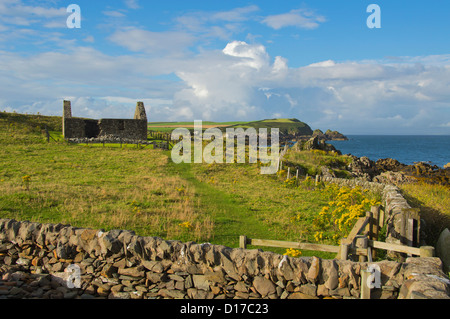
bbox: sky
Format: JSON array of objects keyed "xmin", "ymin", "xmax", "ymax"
[{"xmin": 0, "ymin": 0, "xmax": 449, "ymax": 135}]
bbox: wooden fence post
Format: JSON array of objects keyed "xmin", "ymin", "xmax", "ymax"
[
  {"xmin": 239, "ymin": 236, "xmax": 248, "ymax": 249},
  {"xmin": 356, "ymin": 236, "xmax": 368, "ymax": 262},
  {"xmin": 419, "ymin": 246, "xmax": 434, "ymax": 257},
  {"xmin": 370, "ymin": 206, "xmax": 380, "ymax": 240},
  {"xmin": 45, "ymin": 126, "xmax": 50, "ymax": 142},
  {"xmin": 365, "ymin": 211, "xmax": 373, "ymax": 239},
  {"xmin": 339, "ymin": 243, "xmax": 349, "ymax": 260},
  {"xmin": 360, "ymin": 270, "xmax": 371, "ymax": 299}
]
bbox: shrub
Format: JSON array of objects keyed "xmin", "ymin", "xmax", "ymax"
[{"xmin": 307, "ymin": 184, "xmax": 380, "ymax": 245}]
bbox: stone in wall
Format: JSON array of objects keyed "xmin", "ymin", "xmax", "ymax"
[{"xmin": 436, "ymin": 228, "xmax": 450, "ymax": 274}]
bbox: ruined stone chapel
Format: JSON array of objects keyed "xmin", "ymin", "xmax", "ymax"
[{"xmin": 62, "ymin": 100, "xmax": 148, "ymax": 141}]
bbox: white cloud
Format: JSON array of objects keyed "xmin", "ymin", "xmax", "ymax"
[
  {"xmin": 223, "ymin": 41, "xmax": 270, "ymax": 70},
  {"xmin": 0, "ymin": 23, "xmax": 449, "ymax": 134},
  {"xmin": 174, "ymin": 5, "xmax": 260, "ymax": 41},
  {"xmin": 262, "ymin": 9, "xmax": 326, "ymax": 30},
  {"xmin": 109, "ymin": 27, "xmax": 196, "ymax": 56},
  {"xmin": 0, "ymin": 0, "xmax": 67, "ymax": 28},
  {"xmin": 124, "ymin": 0, "xmax": 140, "ymax": 9},
  {"xmin": 83, "ymin": 36, "xmax": 95, "ymax": 43},
  {"xmin": 103, "ymin": 10, "xmax": 126, "ymax": 18}
]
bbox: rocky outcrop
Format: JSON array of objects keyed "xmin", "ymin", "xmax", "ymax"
[
  {"xmin": 373, "ymin": 171, "xmax": 417, "ymax": 185},
  {"xmin": 1, "ymin": 219, "xmax": 449, "ymax": 299},
  {"xmin": 301, "ymin": 136, "xmax": 341, "ymax": 154},
  {"xmin": 336, "ymin": 156, "xmax": 448, "ymax": 186},
  {"xmin": 376, "ymin": 158, "xmax": 406, "ymax": 172},
  {"xmin": 346, "ymin": 156, "xmax": 380, "ymax": 180},
  {"xmin": 312, "ymin": 129, "xmax": 348, "ymax": 141}
]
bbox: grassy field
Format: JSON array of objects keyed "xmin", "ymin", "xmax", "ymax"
[
  {"xmin": 148, "ymin": 118, "xmax": 313, "ymax": 136},
  {"xmin": 283, "ymin": 149, "xmax": 353, "ymax": 177},
  {"xmin": 0, "ymin": 112, "xmax": 341, "ymax": 257},
  {"xmin": 2, "ymin": 112, "xmax": 447, "ymax": 260},
  {"xmin": 226, "ymin": 118, "xmax": 313, "ymax": 136},
  {"xmin": 400, "ymin": 182, "xmax": 450, "ymax": 246},
  {"xmin": 148, "ymin": 121, "xmax": 248, "ymax": 133}
]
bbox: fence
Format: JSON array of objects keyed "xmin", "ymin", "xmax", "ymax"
[{"xmin": 240, "ymin": 206, "xmax": 435, "ymax": 261}]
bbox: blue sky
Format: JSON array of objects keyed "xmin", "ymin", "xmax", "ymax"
[{"xmin": 1, "ymin": 0, "xmax": 449, "ymax": 134}]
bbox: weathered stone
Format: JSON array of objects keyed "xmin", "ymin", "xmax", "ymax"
[
  {"xmin": 307, "ymin": 256, "xmax": 320, "ymax": 283},
  {"xmin": 192, "ymin": 275, "xmax": 210, "ymax": 291},
  {"xmin": 317, "ymin": 284, "xmax": 329, "ymax": 297},
  {"xmin": 436, "ymin": 228, "xmax": 450, "ymax": 274},
  {"xmin": 298, "ymin": 283, "xmax": 317, "ymax": 296},
  {"xmin": 157, "ymin": 288, "xmax": 184, "ymax": 299},
  {"xmin": 234, "ymin": 281, "xmax": 248, "ymax": 292},
  {"xmin": 205, "ymin": 269, "xmax": 226, "ymax": 284},
  {"xmin": 324, "ymin": 260, "xmax": 339, "ymax": 290},
  {"xmin": 118, "ymin": 267, "xmax": 145, "ymax": 278},
  {"xmin": 252, "ymin": 276, "xmax": 276, "ymax": 297},
  {"xmin": 187, "ymin": 288, "xmax": 214, "ymax": 299},
  {"xmin": 330, "ymin": 287, "xmax": 351, "ymax": 297},
  {"xmin": 100, "ymin": 264, "xmax": 118, "ymax": 278},
  {"xmin": 288, "ymin": 292, "xmax": 318, "ymax": 299},
  {"xmin": 168, "ymin": 274, "xmax": 184, "ymax": 282},
  {"xmin": 175, "ymin": 281, "xmax": 185, "ymax": 290},
  {"xmin": 235, "ymin": 291, "xmax": 249, "ymax": 299},
  {"xmin": 108, "ymin": 291, "xmax": 131, "ymax": 299},
  {"xmin": 285, "ymin": 281, "xmax": 295, "ymax": 292},
  {"xmin": 277, "ymin": 255, "xmax": 295, "ymax": 281},
  {"xmin": 184, "ymin": 275, "xmax": 193, "ymax": 289},
  {"xmin": 146, "ymin": 272, "xmax": 168, "ymax": 283}
]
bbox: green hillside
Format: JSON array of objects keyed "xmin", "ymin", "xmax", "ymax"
[{"xmin": 227, "ymin": 118, "xmax": 313, "ymax": 136}]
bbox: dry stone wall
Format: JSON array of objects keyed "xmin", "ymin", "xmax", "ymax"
[{"xmin": 1, "ymin": 219, "xmax": 449, "ymax": 299}]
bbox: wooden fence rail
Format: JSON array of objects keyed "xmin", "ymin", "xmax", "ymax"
[
  {"xmin": 240, "ymin": 205, "xmax": 434, "ymax": 260},
  {"xmin": 240, "ymin": 235, "xmax": 434, "ymax": 260},
  {"xmin": 239, "ymin": 236, "xmax": 339, "ymax": 254}
]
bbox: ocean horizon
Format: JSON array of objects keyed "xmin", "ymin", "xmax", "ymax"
[{"xmin": 328, "ymin": 135, "xmax": 450, "ymax": 168}]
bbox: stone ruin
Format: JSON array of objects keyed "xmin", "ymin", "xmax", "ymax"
[{"xmin": 62, "ymin": 100, "xmax": 148, "ymax": 142}]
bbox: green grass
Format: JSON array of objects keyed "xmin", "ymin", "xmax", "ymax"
[
  {"xmin": 283, "ymin": 149, "xmax": 353, "ymax": 177},
  {"xmin": 0, "ymin": 112, "xmax": 362, "ymax": 259},
  {"xmin": 400, "ymin": 182, "xmax": 450, "ymax": 247},
  {"xmin": 148, "ymin": 121, "xmax": 249, "ymax": 133},
  {"xmin": 227, "ymin": 118, "xmax": 313, "ymax": 136}
]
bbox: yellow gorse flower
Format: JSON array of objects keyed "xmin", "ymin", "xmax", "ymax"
[
  {"xmin": 310, "ymin": 184, "xmax": 381, "ymax": 245},
  {"xmin": 284, "ymin": 248, "xmax": 302, "ymax": 258},
  {"xmin": 179, "ymin": 221, "xmax": 193, "ymax": 229}
]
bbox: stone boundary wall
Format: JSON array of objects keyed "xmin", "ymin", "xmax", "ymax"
[
  {"xmin": 1, "ymin": 219, "xmax": 449, "ymax": 299},
  {"xmin": 320, "ymin": 176, "xmax": 385, "ymax": 193},
  {"xmin": 320, "ymin": 176, "xmax": 421, "ymax": 257}
]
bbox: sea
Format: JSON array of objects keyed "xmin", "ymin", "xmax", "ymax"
[{"xmin": 327, "ymin": 135, "xmax": 450, "ymax": 169}]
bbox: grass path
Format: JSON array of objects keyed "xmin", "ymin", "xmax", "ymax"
[
  {"xmin": 166, "ymin": 157, "xmax": 275, "ymax": 249},
  {"xmin": 165, "ymin": 155, "xmax": 335, "ymax": 257}
]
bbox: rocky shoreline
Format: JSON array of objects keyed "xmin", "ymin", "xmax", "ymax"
[
  {"xmin": 345, "ymin": 156, "xmax": 450, "ymax": 186},
  {"xmin": 297, "ymin": 135, "xmax": 450, "ymax": 186}
]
